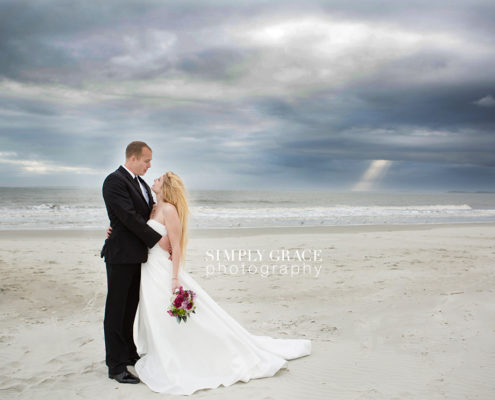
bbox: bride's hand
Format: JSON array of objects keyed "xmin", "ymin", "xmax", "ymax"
[
  {"xmin": 158, "ymin": 235, "xmax": 172, "ymax": 255},
  {"xmin": 171, "ymin": 278, "xmax": 181, "ymax": 294}
]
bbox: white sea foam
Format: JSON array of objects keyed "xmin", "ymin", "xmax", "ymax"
[
  {"xmin": 1, "ymin": 188, "xmax": 495, "ymax": 229},
  {"xmin": 188, "ymin": 204, "xmax": 495, "ymax": 228}
]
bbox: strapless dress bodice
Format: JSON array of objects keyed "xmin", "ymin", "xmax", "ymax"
[{"xmin": 147, "ymin": 219, "xmax": 167, "ymax": 236}]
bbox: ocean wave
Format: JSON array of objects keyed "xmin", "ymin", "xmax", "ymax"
[
  {"xmin": 1, "ymin": 202, "xmax": 495, "ymax": 230},
  {"xmin": 190, "ymin": 204, "xmax": 478, "ymax": 219}
]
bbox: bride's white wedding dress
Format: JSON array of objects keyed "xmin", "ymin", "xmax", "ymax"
[{"xmin": 133, "ymin": 219, "xmax": 311, "ymax": 395}]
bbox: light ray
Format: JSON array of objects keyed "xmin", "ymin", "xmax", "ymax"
[{"xmin": 352, "ymin": 160, "xmax": 392, "ymax": 191}]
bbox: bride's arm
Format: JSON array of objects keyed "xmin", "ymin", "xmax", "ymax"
[
  {"xmin": 154, "ymin": 203, "xmax": 172, "ymax": 257},
  {"xmin": 163, "ymin": 203, "xmax": 182, "ymax": 292}
]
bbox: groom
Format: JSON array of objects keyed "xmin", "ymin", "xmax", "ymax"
[{"xmin": 101, "ymin": 141, "xmax": 170, "ymax": 384}]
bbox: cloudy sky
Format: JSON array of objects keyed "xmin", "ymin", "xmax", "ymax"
[{"xmin": 1, "ymin": 0, "xmax": 494, "ymax": 191}]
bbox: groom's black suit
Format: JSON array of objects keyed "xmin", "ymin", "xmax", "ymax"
[{"xmin": 101, "ymin": 166, "xmax": 162, "ymax": 375}]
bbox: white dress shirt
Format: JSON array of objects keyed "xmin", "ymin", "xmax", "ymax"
[{"xmin": 121, "ymin": 165, "xmax": 150, "ymax": 204}]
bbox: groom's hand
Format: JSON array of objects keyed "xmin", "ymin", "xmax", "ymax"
[
  {"xmin": 158, "ymin": 235, "xmax": 172, "ymax": 259},
  {"xmin": 106, "ymin": 226, "xmax": 112, "ymax": 238}
]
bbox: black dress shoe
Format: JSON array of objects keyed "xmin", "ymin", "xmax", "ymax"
[{"xmin": 108, "ymin": 368, "xmax": 140, "ymax": 384}]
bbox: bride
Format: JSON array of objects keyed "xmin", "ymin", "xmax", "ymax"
[{"xmin": 133, "ymin": 171, "xmax": 311, "ymax": 395}]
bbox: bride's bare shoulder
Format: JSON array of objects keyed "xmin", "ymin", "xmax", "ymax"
[
  {"xmin": 162, "ymin": 202, "xmax": 178, "ymax": 215},
  {"xmin": 154, "ymin": 202, "xmax": 177, "ymax": 218}
]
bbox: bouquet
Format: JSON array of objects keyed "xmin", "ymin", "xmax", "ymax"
[{"xmin": 167, "ymin": 286, "xmax": 197, "ymax": 324}]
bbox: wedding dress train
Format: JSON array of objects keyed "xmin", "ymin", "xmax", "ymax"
[{"xmin": 133, "ymin": 219, "xmax": 311, "ymax": 395}]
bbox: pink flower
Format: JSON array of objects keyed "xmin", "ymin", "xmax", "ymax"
[
  {"xmin": 167, "ymin": 286, "xmax": 197, "ymax": 323},
  {"xmin": 174, "ymin": 295, "xmax": 184, "ymax": 308}
]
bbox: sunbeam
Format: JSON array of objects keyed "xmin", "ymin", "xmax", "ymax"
[{"xmin": 352, "ymin": 160, "xmax": 392, "ymax": 191}]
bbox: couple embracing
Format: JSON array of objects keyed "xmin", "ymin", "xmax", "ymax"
[{"xmin": 101, "ymin": 141, "xmax": 311, "ymax": 395}]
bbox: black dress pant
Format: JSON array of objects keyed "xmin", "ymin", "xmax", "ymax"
[{"xmin": 104, "ymin": 263, "xmax": 141, "ymax": 374}]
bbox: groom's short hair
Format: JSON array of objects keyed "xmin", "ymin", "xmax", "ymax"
[{"xmin": 126, "ymin": 141, "xmax": 151, "ymax": 160}]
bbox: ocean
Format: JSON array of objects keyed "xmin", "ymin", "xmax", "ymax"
[{"xmin": 1, "ymin": 187, "xmax": 495, "ymax": 230}]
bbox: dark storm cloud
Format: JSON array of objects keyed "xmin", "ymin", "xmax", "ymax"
[{"xmin": 0, "ymin": 0, "xmax": 494, "ymax": 190}]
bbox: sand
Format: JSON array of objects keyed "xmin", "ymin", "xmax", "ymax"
[{"xmin": 1, "ymin": 223, "xmax": 495, "ymax": 399}]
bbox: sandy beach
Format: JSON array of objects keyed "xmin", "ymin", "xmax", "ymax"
[{"xmin": 1, "ymin": 223, "xmax": 495, "ymax": 399}]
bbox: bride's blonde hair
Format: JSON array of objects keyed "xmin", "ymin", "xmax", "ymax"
[{"xmin": 161, "ymin": 171, "xmax": 189, "ymax": 266}]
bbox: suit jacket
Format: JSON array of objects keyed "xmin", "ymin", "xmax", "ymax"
[{"xmin": 100, "ymin": 166, "xmax": 162, "ymax": 264}]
